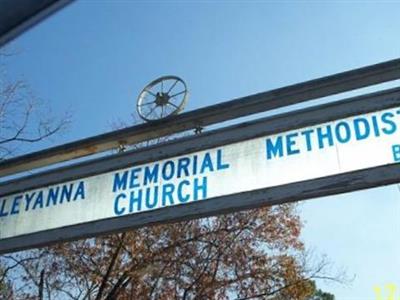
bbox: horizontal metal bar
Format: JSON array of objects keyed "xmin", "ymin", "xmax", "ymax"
[
  {"xmin": 1, "ymin": 86, "xmax": 400, "ymax": 197},
  {"xmin": 1, "ymin": 58, "xmax": 400, "ymax": 177},
  {"xmin": 1, "ymin": 161, "xmax": 399, "ymax": 254}
]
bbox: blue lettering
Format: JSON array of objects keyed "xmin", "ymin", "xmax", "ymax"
[
  {"xmin": 0, "ymin": 199, "xmax": 9, "ymax": 217},
  {"xmin": 177, "ymin": 158, "xmax": 190, "ymax": 178},
  {"xmin": 381, "ymin": 112, "xmax": 397, "ymax": 135},
  {"xmin": 177, "ymin": 180, "xmax": 190, "ymax": 203},
  {"xmin": 200, "ymin": 153, "xmax": 214, "ymax": 173},
  {"xmin": 73, "ymin": 181, "xmax": 85, "ymax": 201},
  {"xmin": 145, "ymin": 186, "xmax": 158, "ymax": 209},
  {"xmin": 113, "ymin": 171, "xmax": 128, "ymax": 192},
  {"xmin": 46, "ymin": 187, "xmax": 59, "ymax": 207},
  {"xmin": 335, "ymin": 121, "xmax": 351, "ymax": 143},
  {"xmin": 162, "ymin": 161, "xmax": 175, "ymax": 181},
  {"xmin": 60, "ymin": 184, "xmax": 73, "ymax": 203},
  {"xmin": 354, "ymin": 117, "xmax": 370, "ymax": 140},
  {"xmin": 25, "ymin": 192, "xmax": 35, "ymax": 211},
  {"xmin": 317, "ymin": 125, "xmax": 334, "ymax": 149},
  {"xmin": 217, "ymin": 149, "xmax": 230, "ymax": 170},
  {"xmin": 286, "ymin": 133, "xmax": 300, "ymax": 155},
  {"xmin": 300, "ymin": 129, "xmax": 314, "ymax": 151},
  {"xmin": 129, "ymin": 168, "xmax": 141, "ymax": 189},
  {"xmin": 266, "ymin": 136, "xmax": 283, "ymax": 159},
  {"xmin": 114, "ymin": 193, "xmax": 126, "ymax": 216},
  {"xmin": 192, "ymin": 155, "xmax": 198, "ymax": 176},
  {"xmin": 392, "ymin": 145, "xmax": 400, "ymax": 162},
  {"xmin": 10, "ymin": 196, "xmax": 22, "ymax": 215},
  {"xmin": 162, "ymin": 183, "xmax": 175, "ymax": 206},
  {"xmin": 371, "ymin": 115, "xmax": 381, "ymax": 137},
  {"xmin": 194, "ymin": 177, "xmax": 207, "ymax": 201},
  {"xmin": 32, "ymin": 191, "xmax": 44, "ymax": 210},
  {"xmin": 144, "ymin": 164, "xmax": 159, "ymax": 185},
  {"xmin": 129, "ymin": 189, "xmax": 142, "ymax": 213}
]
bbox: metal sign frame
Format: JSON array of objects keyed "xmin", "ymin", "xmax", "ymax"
[
  {"xmin": 0, "ymin": 0, "xmax": 74, "ymax": 47},
  {"xmin": 1, "ymin": 58, "xmax": 400, "ymax": 177},
  {"xmin": 1, "ymin": 86, "xmax": 400, "ymax": 254}
]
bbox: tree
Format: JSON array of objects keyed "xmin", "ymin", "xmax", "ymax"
[
  {"xmin": 0, "ymin": 50, "xmax": 69, "ymax": 298},
  {"xmin": 0, "ymin": 50, "xmax": 69, "ymax": 160},
  {"xmin": 1, "ymin": 187, "xmax": 340, "ymax": 299},
  {"xmin": 0, "ymin": 52, "xmax": 339, "ymax": 300},
  {"xmin": 0, "ymin": 266, "xmax": 13, "ymax": 299},
  {"xmin": 3, "ymin": 206, "xmax": 327, "ymax": 300},
  {"xmin": 309, "ymin": 290, "xmax": 335, "ymax": 300},
  {"xmin": 306, "ymin": 281, "xmax": 335, "ymax": 300}
]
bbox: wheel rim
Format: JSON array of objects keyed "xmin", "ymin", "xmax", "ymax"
[{"xmin": 137, "ymin": 76, "xmax": 188, "ymax": 122}]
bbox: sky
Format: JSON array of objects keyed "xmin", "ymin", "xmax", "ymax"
[{"xmin": 2, "ymin": 1, "xmax": 400, "ymax": 299}]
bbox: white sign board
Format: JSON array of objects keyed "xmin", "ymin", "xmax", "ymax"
[{"xmin": 2, "ymin": 106, "xmax": 400, "ymax": 240}]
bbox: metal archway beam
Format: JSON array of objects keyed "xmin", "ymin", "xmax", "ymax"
[
  {"xmin": 2, "ymin": 85, "xmax": 400, "ymax": 197},
  {"xmin": 1, "ymin": 86, "xmax": 400, "ymax": 253},
  {"xmin": 1, "ymin": 58, "xmax": 400, "ymax": 177},
  {"xmin": 0, "ymin": 0, "xmax": 73, "ymax": 47}
]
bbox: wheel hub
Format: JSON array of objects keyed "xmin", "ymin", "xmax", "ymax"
[{"xmin": 155, "ymin": 92, "xmax": 170, "ymax": 106}]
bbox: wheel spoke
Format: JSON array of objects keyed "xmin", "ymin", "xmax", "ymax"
[
  {"xmin": 161, "ymin": 80, "xmax": 164, "ymax": 93},
  {"xmin": 139, "ymin": 101, "xmax": 156, "ymax": 107},
  {"xmin": 143, "ymin": 93, "xmax": 155, "ymax": 102},
  {"xmin": 170, "ymin": 90, "xmax": 186, "ymax": 98},
  {"xmin": 167, "ymin": 102, "xmax": 179, "ymax": 109},
  {"xmin": 145, "ymin": 105, "xmax": 157, "ymax": 118},
  {"xmin": 145, "ymin": 89, "xmax": 157, "ymax": 97},
  {"xmin": 167, "ymin": 79, "xmax": 179, "ymax": 94}
]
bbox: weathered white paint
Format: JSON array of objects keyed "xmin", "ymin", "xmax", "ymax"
[{"xmin": 1, "ymin": 106, "xmax": 400, "ymax": 240}]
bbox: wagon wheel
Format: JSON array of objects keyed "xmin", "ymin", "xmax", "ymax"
[{"xmin": 137, "ymin": 76, "xmax": 189, "ymax": 122}]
